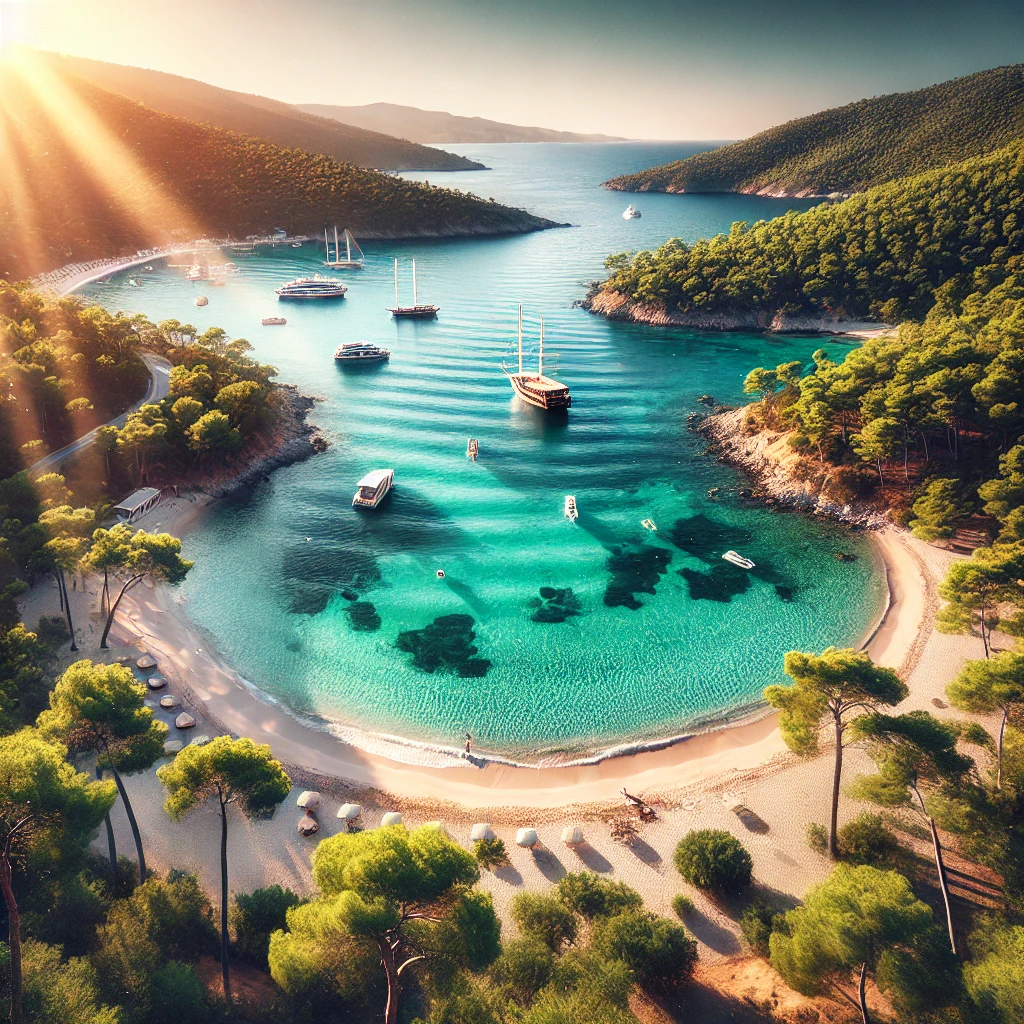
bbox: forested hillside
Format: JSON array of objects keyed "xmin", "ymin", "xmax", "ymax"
[
  {"xmin": 607, "ymin": 64, "xmax": 1024, "ymax": 196},
  {"xmin": 0, "ymin": 59, "xmax": 554, "ymax": 279},
  {"xmin": 591, "ymin": 138, "xmax": 1024, "ymax": 325},
  {"xmin": 37, "ymin": 50, "xmax": 485, "ymax": 172}
]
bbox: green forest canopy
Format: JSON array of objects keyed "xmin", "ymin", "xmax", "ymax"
[
  {"xmin": 596, "ymin": 137, "xmax": 1024, "ymax": 324},
  {"xmin": 606, "ymin": 64, "xmax": 1024, "ymax": 196}
]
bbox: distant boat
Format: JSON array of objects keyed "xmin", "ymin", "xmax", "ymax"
[
  {"xmin": 503, "ymin": 305, "xmax": 571, "ymax": 411},
  {"xmin": 262, "ymin": 317, "xmax": 287, "ymax": 326},
  {"xmin": 324, "ymin": 227, "xmax": 365, "ymax": 269},
  {"xmin": 334, "ymin": 342, "xmax": 389, "ymax": 363},
  {"xmin": 352, "ymin": 469, "xmax": 394, "ymax": 509},
  {"xmin": 276, "ymin": 275, "xmax": 347, "ymax": 300},
  {"xmin": 641, "ymin": 518, "xmax": 657, "ymax": 531},
  {"xmin": 623, "ymin": 204, "xmax": 641, "ymax": 219},
  {"xmin": 722, "ymin": 550, "xmax": 755, "ymax": 569},
  {"xmin": 467, "ymin": 438, "xmax": 479, "ymax": 460},
  {"xmin": 291, "ymin": 242, "xmax": 302, "ymax": 248},
  {"xmin": 564, "ymin": 495, "xmax": 578, "ymax": 521},
  {"xmin": 195, "ymin": 295, "xmax": 208, "ymax": 307},
  {"xmin": 387, "ymin": 259, "xmax": 438, "ymax": 318}
]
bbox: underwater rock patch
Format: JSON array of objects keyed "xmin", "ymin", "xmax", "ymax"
[
  {"xmin": 395, "ymin": 613, "xmax": 491, "ymax": 677},
  {"xmin": 531, "ymin": 586, "xmax": 581, "ymax": 623},
  {"xmin": 346, "ymin": 600, "xmax": 382, "ymax": 632},
  {"xmin": 669, "ymin": 514, "xmax": 751, "ymax": 564},
  {"xmin": 603, "ymin": 546, "xmax": 673, "ymax": 610},
  {"xmin": 679, "ymin": 565, "xmax": 752, "ymax": 603}
]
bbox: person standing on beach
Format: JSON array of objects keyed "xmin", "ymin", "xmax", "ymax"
[{"xmin": 465, "ymin": 732, "xmax": 472, "ymax": 755}]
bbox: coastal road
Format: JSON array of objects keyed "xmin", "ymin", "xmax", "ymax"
[{"xmin": 26, "ymin": 351, "xmax": 172, "ymax": 480}]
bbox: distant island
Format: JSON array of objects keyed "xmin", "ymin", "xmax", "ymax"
[
  {"xmin": 298, "ymin": 101, "xmax": 627, "ymax": 145},
  {"xmin": 34, "ymin": 49, "xmax": 485, "ymax": 173},
  {"xmin": 0, "ymin": 57, "xmax": 559, "ymax": 280},
  {"xmin": 605, "ymin": 64, "xmax": 1024, "ymax": 197}
]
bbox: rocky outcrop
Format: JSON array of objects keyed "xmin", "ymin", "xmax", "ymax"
[
  {"xmin": 584, "ymin": 289, "xmax": 891, "ymax": 336},
  {"xmin": 697, "ymin": 407, "xmax": 889, "ymax": 528}
]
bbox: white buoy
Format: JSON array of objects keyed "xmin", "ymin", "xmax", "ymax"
[{"xmin": 436, "ymin": 569, "xmax": 445, "ymax": 578}]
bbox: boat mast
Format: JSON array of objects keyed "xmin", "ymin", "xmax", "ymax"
[
  {"xmin": 518, "ymin": 304, "xmax": 523, "ymax": 375},
  {"xmin": 412, "ymin": 259, "xmax": 418, "ymax": 307},
  {"xmin": 345, "ymin": 229, "xmax": 351, "ymax": 262},
  {"xmin": 325, "ymin": 226, "xmax": 330, "ymax": 261},
  {"xmin": 393, "ymin": 258, "xmax": 399, "ymax": 308},
  {"xmin": 539, "ymin": 315, "xmax": 544, "ymax": 377},
  {"xmin": 334, "ymin": 226, "xmax": 340, "ymax": 264}
]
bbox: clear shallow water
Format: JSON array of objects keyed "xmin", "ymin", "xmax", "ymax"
[{"xmin": 84, "ymin": 142, "xmax": 886, "ymax": 760}]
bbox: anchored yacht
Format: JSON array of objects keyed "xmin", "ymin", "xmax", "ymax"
[
  {"xmin": 722, "ymin": 550, "xmax": 755, "ymax": 569},
  {"xmin": 276, "ymin": 275, "xmax": 347, "ymax": 300},
  {"xmin": 353, "ymin": 469, "xmax": 394, "ymax": 509},
  {"xmin": 623, "ymin": 204, "xmax": 641, "ymax": 219},
  {"xmin": 503, "ymin": 306, "xmax": 571, "ymax": 411},
  {"xmin": 334, "ymin": 342, "xmax": 390, "ymax": 363},
  {"xmin": 388, "ymin": 259, "xmax": 438, "ymax": 318}
]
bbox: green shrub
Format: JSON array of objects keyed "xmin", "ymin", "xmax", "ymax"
[
  {"xmin": 740, "ymin": 900, "xmax": 781, "ymax": 957},
  {"xmin": 836, "ymin": 813, "xmax": 902, "ymax": 867},
  {"xmin": 555, "ymin": 872, "xmax": 643, "ymax": 920},
  {"xmin": 490, "ymin": 936, "xmax": 554, "ymax": 1006},
  {"xmin": 806, "ymin": 822, "xmax": 828, "ymax": 854},
  {"xmin": 671, "ymin": 893, "xmax": 694, "ymax": 918},
  {"xmin": 594, "ymin": 911, "xmax": 698, "ymax": 995},
  {"xmin": 35, "ymin": 615, "xmax": 68, "ymax": 648},
  {"xmin": 232, "ymin": 884, "xmax": 304, "ymax": 969},
  {"xmin": 674, "ymin": 829, "xmax": 753, "ymax": 894},
  {"xmin": 149, "ymin": 962, "xmax": 209, "ymax": 1024},
  {"xmin": 511, "ymin": 892, "xmax": 577, "ymax": 951},
  {"xmin": 21, "ymin": 940, "xmax": 115, "ymax": 1024},
  {"xmin": 473, "ymin": 837, "xmax": 509, "ymax": 870}
]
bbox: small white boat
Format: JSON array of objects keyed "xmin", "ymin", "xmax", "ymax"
[
  {"xmin": 623, "ymin": 204, "xmax": 641, "ymax": 219},
  {"xmin": 467, "ymin": 438, "xmax": 479, "ymax": 460},
  {"xmin": 334, "ymin": 342, "xmax": 390, "ymax": 363},
  {"xmin": 262, "ymin": 317, "xmax": 287, "ymax": 326},
  {"xmin": 291, "ymin": 242, "xmax": 302, "ymax": 248},
  {"xmin": 564, "ymin": 495, "xmax": 578, "ymax": 521},
  {"xmin": 353, "ymin": 469, "xmax": 394, "ymax": 509},
  {"xmin": 722, "ymin": 550, "xmax": 755, "ymax": 569},
  {"xmin": 641, "ymin": 518, "xmax": 657, "ymax": 531}
]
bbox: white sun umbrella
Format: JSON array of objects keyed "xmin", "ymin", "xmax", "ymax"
[
  {"xmin": 337, "ymin": 803, "xmax": 362, "ymax": 821},
  {"xmin": 561, "ymin": 825, "xmax": 584, "ymax": 846},
  {"xmin": 516, "ymin": 828, "xmax": 538, "ymax": 849},
  {"xmin": 381, "ymin": 812, "xmax": 403, "ymax": 827},
  {"xmin": 296, "ymin": 791, "xmax": 320, "ymax": 810},
  {"xmin": 470, "ymin": 823, "xmax": 495, "ymax": 842}
]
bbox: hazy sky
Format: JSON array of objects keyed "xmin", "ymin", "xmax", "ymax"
[{"xmin": 5, "ymin": 0, "xmax": 1024, "ymax": 138}]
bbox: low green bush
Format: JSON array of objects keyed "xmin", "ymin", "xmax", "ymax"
[
  {"xmin": 740, "ymin": 899, "xmax": 782, "ymax": 958},
  {"xmin": 594, "ymin": 911, "xmax": 698, "ymax": 995},
  {"xmin": 232, "ymin": 884, "xmax": 304, "ymax": 969},
  {"xmin": 806, "ymin": 822, "xmax": 828, "ymax": 854},
  {"xmin": 511, "ymin": 893, "xmax": 578, "ymax": 951},
  {"xmin": 674, "ymin": 829, "xmax": 753, "ymax": 894},
  {"xmin": 555, "ymin": 872, "xmax": 643, "ymax": 920},
  {"xmin": 671, "ymin": 893, "xmax": 694, "ymax": 918},
  {"xmin": 473, "ymin": 837, "xmax": 509, "ymax": 870},
  {"xmin": 836, "ymin": 813, "xmax": 902, "ymax": 867}
]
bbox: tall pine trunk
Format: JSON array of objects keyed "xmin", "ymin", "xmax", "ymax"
[
  {"xmin": 59, "ymin": 570, "xmax": 77, "ymax": 652},
  {"xmin": 997, "ymin": 707, "xmax": 1008, "ymax": 790},
  {"xmin": 858, "ymin": 961, "xmax": 870, "ymax": 1024},
  {"xmin": 110, "ymin": 763, "xmax": 146, "ymax": 885},
  {"xmin": 96, "ymin": 763, "xmax": 117, "ymax": 876},
  {"xmin": 830, "ymin": 713, "xmax": 843, "ymax": 859},
  {"xmin": 219, "ymin": 793, "xmax": 232, "ymax": 1006},
  {"xmin": 100, "ymin": 575, "xmax": 143, "ymax": 648},
  {"xmin": 380, "ymin": 939, "xmax": 400, "ymax": 1024}
]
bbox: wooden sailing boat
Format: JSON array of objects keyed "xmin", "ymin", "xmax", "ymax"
[
  {"xmin": 387, "ymin": 258, "xmax": 439, "ymax": 318},
  {"xmin": 324, "ymin": 227, "xmax": 364, "ymax": 269},
  {"xmin": 504, "ymin": 305, "xmax": 571, "ymax": 411}
]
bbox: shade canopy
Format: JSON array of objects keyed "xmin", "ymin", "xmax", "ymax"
[
  {"xmin": 470, "ymin": 823, "xmax": 495, "ymax": 842},
  {"xmin": 337, "ymin": 803, "xmax": 362, "ymax": 821},
  {"xmin": 516, "ymin": 828, "xmax": 538, "ymax": 849},
  {"xmin": 297, "ymin": 791, "xmax": 320, "ymax": 809},
  {"xmin": 380, "ymin": 811, "xmax": 403, "ymax": 827},
  {"xmin": 561, "ymin": 825, "xmax": 584, "ymax": 846}
]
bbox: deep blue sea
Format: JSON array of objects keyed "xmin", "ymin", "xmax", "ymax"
[{"xmin": 83, "ymin": 142, "xmax": 886, "ymax": 760}]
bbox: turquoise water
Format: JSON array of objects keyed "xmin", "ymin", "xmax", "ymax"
[{"xmin": 84, "ymin": 142, "xmax": 886, "ymax": 760}]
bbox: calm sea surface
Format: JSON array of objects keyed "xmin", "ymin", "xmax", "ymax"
[{"xmin": 83, "ymin": 142, "xmax": 886, "ymax": 760}]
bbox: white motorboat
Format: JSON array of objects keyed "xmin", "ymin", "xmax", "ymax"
[
  {"xmin": 262, "ymin": 317, "xmax": 287, "ymax": 326},
  {"xmin": 623, "ymin": 204, "xmax": 641, "ymax": 219},
  {"xmin": 276, "ymin": 275, "xmax": 348, "ymax": 300},
  {"xmin": 564, "ymin": 495, "xmax": 578, "ymax": 521},
  {"xmin": 334, "ymin": 342, "xmax": 390, "ymax": 363},
  {"xmin": 722, "ymin": 550, "xmax": 755, "ymax": 569},
  {"xmin": 641, "ymin": 518, "xmax": 657, "ymax": 531},
  {"xmin": 353, "ymin": 469, "xmax": 394, "ymax": 509}
]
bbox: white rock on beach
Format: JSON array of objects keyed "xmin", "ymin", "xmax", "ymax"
[
  {"xmin": 380, "ymin": 812, "xmax": 403, "ymax": 827},
  {"xmin": 516, "ymin": 828, "xmax": 539, "ymax": 849},
  {"xmin": 159, "ymin": 695, "xmax": 180, "ymax": 709},
  {"xmin": 175, "ymin": 712, "xmax": 196, "ymax": 729},
  {"xmin": 470, "ymin": 823, "xmax": 495, "ymax": 842},
  {"xmin": 337, "ymin": 803, "xmax": 362, "ymax": 821},
  {"xmin": 147, "ymin": 675, "xmax": 167, "ymax": 690},
  {"xmin": 296, "ymin": 791, "xmax": 320, "ymax": 809},
  {"xmin": 136, "ymin": 654, "xmax": 157, "ymax": 670},
  {"xmin": 163, "ymin": 740, "xmax": 183, "ymax": 754},
  {"xmin": 561, "ymin": 825, "xmax": 584, "ymax": 846}
]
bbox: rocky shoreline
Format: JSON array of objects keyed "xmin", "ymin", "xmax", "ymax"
[
  {"xmin": 584, "ymin": 288, "xmax": 891, "ymax": 336},
  {"xmin": 695, "ymin": 406, "xmax": 889, "ymax": 528}
]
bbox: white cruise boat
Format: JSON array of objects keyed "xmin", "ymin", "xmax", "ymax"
[
  {"xmin": 353, "ymin": 469, "xmax": 394, "ymax": 509},
  {"xmin": 276, "ymin": 275, "xmax": 348, "ymax": 300},
  {"xmin": 334, "ymin": 342, "xmax": 390, "ymax": 363},
  {"xmin": 622, "ymin": 204, "xmax": 641, "ymax": 219},
  {"xmin": 722, "ymin": 550, "xmax": 755, "ymax": 569}
]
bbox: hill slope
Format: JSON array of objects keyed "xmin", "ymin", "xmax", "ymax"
[
  {"xmin": 299, "ymin": 102, "xmax": 625, "ymax": 144},
  {"xmin": 35, "ymin": 50, "xmax": 485, "ymax": 172},
  {"xmin": 588, "ymin": 138, "xmax": 1024, "ymax": 329},
  {"xmin": 0, "ymin": 58, "xmax": 557, "ymax": 279},
  {"xmin": 606, "ymin": 65, "xmax": 1024, "ymax": 197}
]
